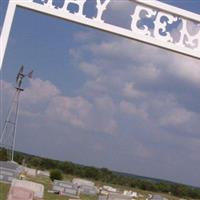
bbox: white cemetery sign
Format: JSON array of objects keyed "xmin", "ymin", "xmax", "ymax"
[{"xmin": 0, "ymin": 0, "xmax": 200, "ymax": 69}]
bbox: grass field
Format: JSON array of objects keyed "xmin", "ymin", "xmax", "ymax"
[
  {"xmin": 0, "ymin": 176, "xmax": 188, "ymax": 200},
  {"xmin": 0, "ymin": 182, "xmax": 10, "ymax": 200}
]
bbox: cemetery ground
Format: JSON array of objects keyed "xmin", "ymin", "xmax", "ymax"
[
  {"xmin": 0, "ymin": 174, "xmax": 183, "ymax": 200},
  {"xmin": 0, "ymin": 182, "xmax": 10, "ymax": 200}
]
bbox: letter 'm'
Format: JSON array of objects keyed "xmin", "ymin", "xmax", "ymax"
[{"xmin": 178, "ymin": 19, "xmax": 200, "ymax": 51}]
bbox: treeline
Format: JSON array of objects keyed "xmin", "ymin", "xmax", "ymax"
[{"xmin": 1, "ymin": 148, "xmax": 200, "ymax": 199}]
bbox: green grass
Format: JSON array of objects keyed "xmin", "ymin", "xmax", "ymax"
[{"xmin": 0, "ymin": 182, "xmax": 10, "ymax": 200}]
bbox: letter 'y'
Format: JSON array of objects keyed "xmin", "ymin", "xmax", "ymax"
[{"xmin": 95, "ymin": 0, "xmax": 111, "ymax": 22}]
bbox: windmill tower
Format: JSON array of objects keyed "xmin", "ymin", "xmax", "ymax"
[{"xmin": 0, "ymin": 66, "xmax": 33, "ymax": 161}]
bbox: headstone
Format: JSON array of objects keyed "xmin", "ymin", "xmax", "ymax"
[{"xmin": 11, "ymin": 179, "xmax": 44, "ymax": 199}]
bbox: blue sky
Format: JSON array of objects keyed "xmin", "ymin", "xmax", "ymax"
[{"xmin": 0, "ymin": 0, "xmax": 200, "ymax": 187}]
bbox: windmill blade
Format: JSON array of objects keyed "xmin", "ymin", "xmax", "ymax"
[
  {"xmin": 19, "ymin": 65, "xmax": 24, "ymax": 74},
  {"xmin": 16, "ymin": 74, "xmax": 19, "ymax": 83},
  {"xmin": 16, "ymin": 65, "xmax": 24, "ymax": 82},
  {"xmin": 27, "ymin": 70, "xmax": 33, "ymax": 78}
]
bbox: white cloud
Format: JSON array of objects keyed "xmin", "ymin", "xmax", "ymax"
[
  {"xmin": 123, "ymin": 82, "xmax": 145, "ymax": 99},
  {"xmin": 120, "ymin": 100, "xmax": 148, "ymax": 120},
  {"xmin": 167, "ymin": 57, "xmax": 200, "ymax": 85},
  {"xmin": 73, "ymin": 31, "xmax": 95, "ymax": 42},
  {"xmin": 187, "ymin": 138, "xmax": 200, "ymax": 161},
  {"xmin": 135, "ymin": 65, "xmax": 160, "ymax": 81},
  {"xmin": 79, "ymin": 62, "xmax": 101, "ymax": 77},
  {"xmin": 159, "ymin": 107, "xmax": 193, "ymax": 126},
  {"xmin": 93, "ymin": 96, "xmax": 117, "ymax": 134},
  {"xmin": 0, "ymin": 80, "xmax": 15, "ymax": 120},
  {"xmin": 1, "ymin": 78, "xmax": 118, "ymax": 135},
  {"xmin": 46, "ymin": 96, "xmax": 93, "ymax": 128},
  {"xmin": 0, "ymin": 80, "xmax": 14, "ymax": 97},
  {"xmin": 87, "ymin": 38, "xmax": 169, "ymax": 64},
  {"xmin": 45, "ymin": 95, "xmax": 118, "ymax": 135},
  {"xmin": 27, "ymin": 80, "xmax": 118, "ymax": 134},
  {"xmin": 22, "ymin": 78, "xmax": 60, "ymax": 104},
  {"xmin": 69, "ymin": 34, "xmax": 200, "ymax": 135},
  {"xmin": 81, "ymin": 36, "xmax": 200, "ymax": 88},
  {"xmin": 83, "ymin": 79, "xmax": 108, "ymax": 94},
  {"xmin": 144, "ymin": 94, "xmax": 198, "ymax": 128},
  {"xmin": 94, "ymin": 95, "xmax": 115, "ymax": 113},
  {"xmin": 132, "ymin": 142, "xmax": 153, "ymax": 159}
]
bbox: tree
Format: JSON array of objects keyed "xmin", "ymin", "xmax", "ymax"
[
  {"xmin": 50, "ymin": 169, "xmax": 63, "ymax": 181},
  {"xmin": 59, "ymin": 161, "xmax": 75, "ymax": 175},
  {"xmin": 0, "ymin": 148, "xmax": 8, "ymax": 161},
  {"xmin": 84, "ymin": 166, "xmax": 100, "ymax": 180},
  {"xmin": 29, "ymin": 157, "xmax": 42, "ymax": 168}
]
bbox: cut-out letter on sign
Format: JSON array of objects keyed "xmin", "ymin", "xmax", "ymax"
[
  {"xmin": 153, "ymin": 12, "xmax": 177, "ymax": 42},
  {"xmin": 177, "ymin": 19, "xmax": 200, "ymax": 51},
  {"xmin": 42, "ymin": 0, "xmax": 55, "ymax": 9},
  {"xmin": 131, "ymin": 5, "xmax": 156, "ymax": 36},
  {"xmin": 61, "ymin": 0, "xmax": 87, "ymax": 17},
  {"xmin": 95, "ymin": 0, "xmax": 111, "ymax": 23}
]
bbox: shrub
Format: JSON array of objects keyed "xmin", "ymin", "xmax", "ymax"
[{"xmin": 50, "ymin": 169, "xmax": 63, "ymax": 181}]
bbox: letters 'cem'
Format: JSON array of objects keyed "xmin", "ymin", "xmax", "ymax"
[{"xmin": 43, "ymin": 0, "xmax": 199, "ymax": 52}]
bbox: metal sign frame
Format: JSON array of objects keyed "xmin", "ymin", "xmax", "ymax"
[{"xmin": 0, "ymin": 0, "xmax": 200, "ymax": 69}]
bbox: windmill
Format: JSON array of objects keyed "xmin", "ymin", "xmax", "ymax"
[{"xmin": 0, "ymin": 65, "xmax": 33, "ymax": 161}]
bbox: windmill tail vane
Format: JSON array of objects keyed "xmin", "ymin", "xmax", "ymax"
[{"xmin": 27, "ymin": 70, "xmax": 33, "ymax": 78}]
